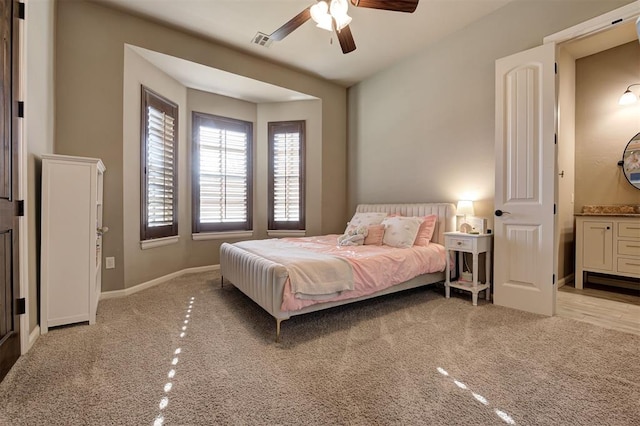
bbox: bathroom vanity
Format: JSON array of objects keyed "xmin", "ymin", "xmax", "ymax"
[{"xmin": 575, "ymin": 205, "xmax": 640, "ymax": 289}]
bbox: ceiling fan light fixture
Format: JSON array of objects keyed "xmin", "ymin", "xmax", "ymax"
[
  {"xmin": 311, "ymin": 0, "xmax": 352, "ymax": 32},
  {"xmin": 330, "ymin": 0, "xmax": 349, "ymax": 16},
  {"xmin": 330, "ymin": 0, "xmax": 352, "ymax": 30},
  {"xmin": 315, "ymin": 15, "xmax": 334, "ymax": 31},
  {"xmin": 310, "ymin": 1, "xmax": 330, "ymax": 30},
  {"xmin": 334, "ymin": 14, "xmax": 352, "ymax": 31}
]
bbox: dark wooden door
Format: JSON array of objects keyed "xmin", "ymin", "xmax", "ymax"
[{"xmin": 0, "ymin": 0, "xmax": 21, "ymax": 382}]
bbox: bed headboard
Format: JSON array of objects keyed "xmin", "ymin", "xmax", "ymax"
[{"xmin": 355, "ymin": 203, "xmax": 456, "ymax": 245}]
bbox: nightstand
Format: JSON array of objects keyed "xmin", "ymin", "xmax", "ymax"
[{"xmin": 444, "ymin": 232, "xmax": 493, "ymax": 306}]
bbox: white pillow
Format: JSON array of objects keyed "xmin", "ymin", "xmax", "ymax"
[
  {"xmin": 382, "ymin": 216, "xmax": 423, "ymax": 248},
  {"xmin": 345, "ymin": 212, "xmax": 387, "ymax": 233}
]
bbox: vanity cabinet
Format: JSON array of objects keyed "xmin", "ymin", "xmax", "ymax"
[
  {"xmin": 575, "ymin": 216, "xmax": 640, "ymax": 289},
  {"xmin": 41, "ymin": 154, "xmax": 106, "ymax": 333}
]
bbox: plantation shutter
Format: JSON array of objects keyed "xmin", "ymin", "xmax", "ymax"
[
  {"xmin": 147, "ymin": 106, "xmax": 175, "ymax": 227},
  {"xmin": 141, "ymin": 86, "xmax": 178, "ymax": 240},
  {"xmin": 192, "ymin": 113, "xmax": 253, "ymax": 233},
  {"xmin": 268, "ymin": 121, "xmax": 305, "ymax": 230}
]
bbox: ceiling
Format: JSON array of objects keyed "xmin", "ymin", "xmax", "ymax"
[{"xmin": 96, "ymin": 0, "xmax": 516, "ymax": 87}]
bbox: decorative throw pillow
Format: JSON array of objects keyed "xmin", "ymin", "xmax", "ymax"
[
  {"xmin": 345, "ymin": 212, "xmax": 388, "ymax": 233},
  {"xmin": 381, "ymin": 216, "xmax": 423, "ymax": 248},
  {"xmin": 338, "ymin": 225, "xmax": 368, "ymax": 246},
  {"xmin": 413, "ymin": 214, "xmax": 437, "ymax": 246},
  {"xmin": 364, "ymin": 224, "xmax": 385, "ymax": 245}
]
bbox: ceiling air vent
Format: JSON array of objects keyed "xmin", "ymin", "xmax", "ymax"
[{"xmin": 252, "ymin": 32, "xmax": 273, "ymax": 48}]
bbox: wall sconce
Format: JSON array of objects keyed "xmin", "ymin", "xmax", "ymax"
[{"xmin": 619, "ymin": 83, "xmax": 640, "ymax": 105}]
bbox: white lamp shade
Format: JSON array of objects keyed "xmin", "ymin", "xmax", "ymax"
[
  {"xmin": 333, "ymin": 14, "xmax": 352, "ymax": 30},
  {"xmin": 619, "ymin": 90, "xmax": 638, "ymax": 106},
  {"xmin": 330, "ymin": 0, "xmax": 349, "ymax": 16},
  {"xmin": 314, "ymin": 14, "xmax": 333, "ymax": 31},
  {"xmin": 456, "ymin": 200, "xmax": 475, "ymax": 216},
  {"xmin": 311, "ymin": 1, "xmax": 331, "ymax": 30}
]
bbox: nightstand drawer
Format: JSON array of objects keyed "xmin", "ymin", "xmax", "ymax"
[
  {"xmin": 447, "ymin": 238, "xmax": 472, "ymax": 250},
  {"xmin": 617, "ymin": 240, "xmax": 640, "ymax": 257}
]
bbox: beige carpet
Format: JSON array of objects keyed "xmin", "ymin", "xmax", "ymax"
[{"xmin": 1, "ymin": 270, "xmax": 638, "ymax": 425}]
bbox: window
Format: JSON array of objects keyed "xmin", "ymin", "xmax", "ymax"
[
  {"xmin": 140, "ymin": 86, "xmax": 178, "ymax": 241},
  {"xmin": 192, "ymin": 112, "xmax": 253, "ymax": 233},
  {"xmin": 268, "ymin": 121, "xmax": 305, "ymax": 230}
]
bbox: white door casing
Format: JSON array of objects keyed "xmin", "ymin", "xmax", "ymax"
[{"xmin": 494, "ymin": 42, "xmax": 557, "ymax": 316}]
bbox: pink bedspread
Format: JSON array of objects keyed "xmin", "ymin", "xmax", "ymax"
[{"xmin": 279, "ymin": 235, "xmax": 446, "ymax": 311}]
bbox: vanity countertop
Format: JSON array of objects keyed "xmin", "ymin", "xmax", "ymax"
[
  {"xmin": 575, "ymin": 213, "xmax": 640, "ymax": 217},
  {"xmin": 576, "ymin": 204, "xmax": 640, "ymax": 217}
]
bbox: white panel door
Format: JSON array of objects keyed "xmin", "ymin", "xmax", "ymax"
[{"xmin": 494, "ymin": 42, "xmax": 557, "ymax": 316}]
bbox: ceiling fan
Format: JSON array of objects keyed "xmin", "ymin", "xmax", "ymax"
[{"xmin": 266, "ymin": 0, "xmax": 419, "ymax": 54}]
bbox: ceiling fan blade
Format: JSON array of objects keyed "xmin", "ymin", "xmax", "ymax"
[
  {"xmin": 350, "ymin": 0, "xmax": 419, "ymax": 13},
  {"xmin": 269, "ymin": 7, "xmax": 312, "ymax": 41},
  {"xmin": 336, "ymin": 25, "xmax": 356, "ymax": 54}
]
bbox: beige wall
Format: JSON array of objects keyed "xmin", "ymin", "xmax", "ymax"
[
  {"xmin": 56, "ymin": 0, "xmax": 347, "ymax": 292},
  {"xmin": 256, "ymin": 100, "xmax": 323, "ymax": 238},
  {"xmin": 575, "ymin": 41, "xmax": 640, "ymax": 210},
  {"xmin": 122, "ymin": 51, "xmax": 325, "ymax": 289},
  {"xmin": 347, "ymin": 0, "xmax": 634, "ymax": 231},
  {"xmin": 122, "ymin": 45, "xmax": 326, "ymax": 288},
  {"xmin": 122, "ymin": 47, "xmax": 190, "ymax": 289}
]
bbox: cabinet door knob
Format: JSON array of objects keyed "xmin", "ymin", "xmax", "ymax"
[{"xmin": 606, "ymin": 226, "xmax": 610, "ymax": 230}]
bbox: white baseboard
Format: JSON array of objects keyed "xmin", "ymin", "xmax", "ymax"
[
  {"xmin": 100, "ymin": 264, "xmax": 220, "ymax": 300},
  {"xmin": 557, "ymin": 273, "xmax": 574, "ymax": 288}
]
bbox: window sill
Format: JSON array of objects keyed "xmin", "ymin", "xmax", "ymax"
[
  {"xmin": 267, "ymin": 230, "xmax": 306, "ymax": 238},
  {"xmin": 192, "ymin": 231, "xmax": 254, "ymax": 241},
  {"xmin": 140, "ymin": 235, "xmax": 179, "ymax": 250}
]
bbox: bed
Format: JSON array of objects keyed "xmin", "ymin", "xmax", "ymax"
[{"xmin": 220, "ymin": 203, "xmax": 456, "ymax": 341}]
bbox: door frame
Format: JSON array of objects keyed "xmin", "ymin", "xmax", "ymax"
[
  {"xmin": 17, "ymin": 3, "xmax": 28, "ymax": 354},
  {"xmin": 492, "ymin": 2, "xmax": 638, "ymax": 315},
  {"xmin": 543, "ymin": 1, "xmax": 639, "ymax": 293},
  {"xmin": 0, "ymin": 0, "xmax": 22, "ymax": 379},
  {"xmin": 16, "ymin": 0, "xmax": 60, "ymax": 356},
  {"xmin": 543, "ymin": 2, "xmax": 639, "ymax": 46}
]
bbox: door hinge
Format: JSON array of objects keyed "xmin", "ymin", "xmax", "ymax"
[
  {"xmin": 17, "ymin": 298, "xmax": 26, "ymax": 315},
  {"xmin": 554, "ymin": 62, "xmax": 558, "ymax": 74},
  {"xmin": 16, "ymin": 200, "xmax": 24, "ymax": 217},
  {"xmin": 552, "ymin": 274, "xmax": 556, "ymax": 285},
  {"xmin": 18, "ymin": 2, "xmax": 25, "ymax": 20},
  {"xmin": 554, "ymin": 134, "xmax": 557, "ymax": 145},
  {"xmin": 554, "ymin": 203, "xmax": 557, "ymax": 215},
  {"xmin": 17, "ymin": 101, "xmax": 24, "ymax": 118}
]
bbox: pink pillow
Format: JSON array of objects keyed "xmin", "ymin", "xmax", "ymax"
[
  {"xmin": 413, "ymin": 214, "xmax": 437, "ymax": 246},
  {"xmin": 364, "ymin": 224, "xmax": 385, "ymax": 245}
]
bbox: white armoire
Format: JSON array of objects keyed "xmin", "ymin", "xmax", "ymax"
[{"xmin": 41, "ymin": 154, "xmax": 106, "ymax": 333}]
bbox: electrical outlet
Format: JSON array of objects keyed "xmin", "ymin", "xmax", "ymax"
[{"xmin": 105, "ymin": 257, "xmax": 115, "ymax": 269}]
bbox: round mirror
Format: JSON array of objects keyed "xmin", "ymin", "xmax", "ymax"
[{"xmin": 622, "ymin": 132, "xmax": 640, "ymax": 189}]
